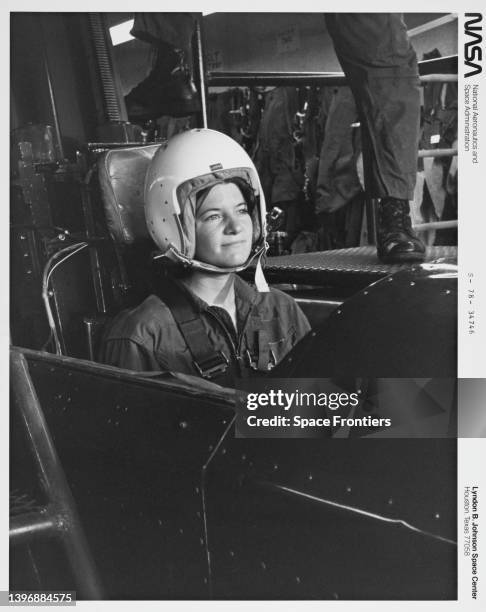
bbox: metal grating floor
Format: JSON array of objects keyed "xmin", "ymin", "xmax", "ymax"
[{"xmin": 244, "ymin": 246, "xmax": 457, "ymax": 289}]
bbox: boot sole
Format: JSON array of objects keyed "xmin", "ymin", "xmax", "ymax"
[{"xmin": 378, "ymin": 251, "xmax": 426, "ymax": 264}]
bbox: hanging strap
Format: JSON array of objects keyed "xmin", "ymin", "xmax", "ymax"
[{"xmin": 155, "ymin": 280, "xmax": 229, "ymax": 380}]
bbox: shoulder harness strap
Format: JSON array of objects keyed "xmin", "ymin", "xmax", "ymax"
[{"xmin": 156, "ymin": 280, "xmax": 229, "ymax": 380}]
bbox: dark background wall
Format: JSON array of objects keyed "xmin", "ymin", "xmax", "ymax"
[{"xmin": 11, "ymin": 13, "xmax": 101, "ymax": 159}]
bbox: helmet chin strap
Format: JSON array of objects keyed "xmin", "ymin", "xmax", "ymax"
[
  {"xmin": 253, "ymin": 252, "xmax": 270, "ymax": 292},
  {"xmin": 160, "ymin": 244, "xmax": 270, "ymax": 292}
]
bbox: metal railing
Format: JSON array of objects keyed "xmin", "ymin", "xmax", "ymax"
[
  {"xmin": 10, "ymin": 348, "xmax": 103, "ymax": 598},
  {"xmin": 207, "ymin": 54, "xmax": 458, "ymax": 87},
  {"xmin": 208, "ymin": 70, "xmax": 457, "ymax": 87}
]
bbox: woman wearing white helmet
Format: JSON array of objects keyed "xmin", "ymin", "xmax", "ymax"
[{"xmin": 100, "ymin": 129, "xmax": 310, "ymax": 386}]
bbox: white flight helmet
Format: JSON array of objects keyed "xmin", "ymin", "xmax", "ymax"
[{"xmin": 145, "ymin": 128, "xmax": 269, "ymax": 290}]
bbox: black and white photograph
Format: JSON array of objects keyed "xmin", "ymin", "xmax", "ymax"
[{"xmin": 6, "ymin": 3, "xmax": 485, "ymax": 607}]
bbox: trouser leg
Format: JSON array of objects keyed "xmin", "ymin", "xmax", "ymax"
[
  {"xmin": 126, "ymin": 13, "xmax": 200, "ymax": 120},
  {"xmin": 131, "ymin": 13, "xmax": 195, "ymax": 52},
  {"xmin": 326, "ymin": 14, "xmax": 424, "ymax": 262},
  {"xmin": 326, "ymin": 13, "xmax": 420, "ymax": 201}
]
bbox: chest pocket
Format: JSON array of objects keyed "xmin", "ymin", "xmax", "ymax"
[{"xmin": 249, "ymin": 323, "xmax": 297, "ymax": 372}]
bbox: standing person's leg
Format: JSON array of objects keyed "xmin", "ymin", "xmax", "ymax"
[
  {"xmin": 326, "ymin": 13, "xmax": 425, "ymax": 262},
  {"xmin": 126, "ymin": 13, "xmax": 200, "ymax": 120}
]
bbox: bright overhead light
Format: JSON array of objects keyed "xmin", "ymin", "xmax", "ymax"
[{"xmin": 110, "ymin": 19, "xmax": 135, "ymax": 46}]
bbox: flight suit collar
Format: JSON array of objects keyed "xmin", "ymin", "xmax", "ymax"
[{"xmin": 170, "ymin": 275, "xmax": 258, "ymax": 331}]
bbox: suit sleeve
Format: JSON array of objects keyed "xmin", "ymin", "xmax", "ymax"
[{"xmin": 99, "ymin": 338, "xmax": 162, "ymax": 372}]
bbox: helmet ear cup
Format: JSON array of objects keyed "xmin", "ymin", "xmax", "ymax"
[{"xmin": 144, "ymin": 129, "xmax": 267, "ymax": 273}]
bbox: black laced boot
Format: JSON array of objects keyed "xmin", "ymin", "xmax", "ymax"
[
  {"xmin": 125, "ymin": 43, "xmax": 200, "ymax": 121},
  {"xmin": 377, "ymin": 198, "xmax": 425, "ymax": 263}
]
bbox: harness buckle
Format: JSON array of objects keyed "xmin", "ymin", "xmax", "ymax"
[{"xmin": 194, "ymin": 351, "xmax": 229, "ymax": 379}]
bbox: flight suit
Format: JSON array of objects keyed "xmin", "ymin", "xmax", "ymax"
[
  {"xmin": 310, "ymin": 86, "xmax": 362, "ymax": 215},
  {"xmin": 254, "ymin": 87, "xmax": 306, "ymax": 250},
  {"xmin": 100, "ymin": 275, "xmax": 311, "ymax": 386},
  {"xmin": 254, "ymin": 87, "xmax": 305, "ymax": 206}
]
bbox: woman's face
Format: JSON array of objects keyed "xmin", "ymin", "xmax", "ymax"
[{"xmin": 195, "ymin": 182, "xmax": 253, "ymax": 268}]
